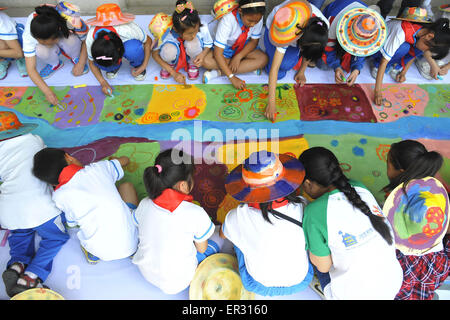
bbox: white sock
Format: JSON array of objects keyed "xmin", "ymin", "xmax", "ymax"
[
  {"xmin": 9, "ymin": 262, "xmax": 24, "ymax": 274},
  {"xmin": 17, "ymin": 271, "xmax": 38, "ymax": 286}
]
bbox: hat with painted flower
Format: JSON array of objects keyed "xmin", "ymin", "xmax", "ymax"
[
  {"xmin": 0, "ymin": 111, "xmax": 37, "ymax": 141},
  {"xmin": 382, "ymin": 177, "xmax": 449, "ymax": 255},
  {"xmin": 269, "ymin": 0, "xmax": 312, "ymax": 47},
  {"xmin": 212, "ymin": 0, "xmax": 239, "ymax": 20},
  {"xmin": 225, "ymin": 150, "xmax": 305, "ymax": 203},
  {"xmin": 392, "ymin": 7, "xmax": 433, "ymax": 23},
  {"xmin": 336, "ymin": 6, "xmax": 387, "ymax": 57},
  {"xmin": 149, "ymin": 13, "xmax": 173, "ymax": 49}
]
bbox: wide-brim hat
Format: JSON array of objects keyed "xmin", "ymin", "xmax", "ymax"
[
  {"xmin": 0, "ymin": 111, "xmax": 37, "ymax": 141},
  {"xmin": 11, "ymin": 288, "xmax": 64, "ymax": 300},
  {"xmin": 225, "ymin": 151, "xmax": 305, "ymax": 203},
  {"xmin": 391, "ymin": 7, "xmax": 433, "ymax": 24},
  {"xmin": 336, "ymin": 6, "xmax": 387, "ymax": 57},
  {"xmin": 382, "ymin": 177, "xmax": 449, "ymax": 255},
  {"xmin": 149, "ymin": 13, "xmax": 173, "ymax": 49},
  {"xmin": 189, "ymin": 253, "xmax": 254, "ymax": 300},
  {"xmin": 439, "ymin": 4, "xmax": 450, "ymax": 13},
  {"xmin": 269, "ymin": 0, "xmax": 312, "ymax": 47},
  {"xmin": 212, "ymin": 0, "xmax": 239, "ymax": 20},
  {"xmin": 56, "ymin": 1, "xmax": 81, "ymax": 17},
  {"xmin": 86, "ymin": 3, "xmax": 135, "ymax": 26}
]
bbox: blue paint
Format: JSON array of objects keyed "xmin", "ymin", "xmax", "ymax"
[
  {"xmin": 352, "ymin": 146, "xmax": 365, "ymax": 157},
  {"xmin": 359, "ymin": 138, "xmax": 367, "ymax": 145},
  {"xmin": 331, "ymin": 140, "xmax": 339, "ymax": 147}
]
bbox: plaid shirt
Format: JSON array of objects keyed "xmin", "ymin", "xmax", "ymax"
[{"xmin": 395, "ymin": 235, "xmax": 450, "ymax": 300}]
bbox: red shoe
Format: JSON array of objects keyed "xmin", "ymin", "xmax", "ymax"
[
  {"xmin": 187, "ymin": 63, "xmax": 199, "ymax": 80},
  {"xmin": 160, "ymin": 64, "xmax": 174, "ymax": 79}
]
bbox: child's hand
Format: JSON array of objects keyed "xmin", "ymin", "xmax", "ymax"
[
  {"xmin": 294, "ymin": 72, "xmax": 307, "ymax": 87},
  {"xmin": 173, "ymin": 72, "xmax": 186, "ymax": 85},
  {"xmin": 265, "ymin": 102, "xmax": 277, "ymax": 123},
  {"xmin": 430, "ymin": 64, "xmax": 441, "ymax": 80},
  {"xmin": 71, "ymin": 61, "xmax": 86, "ymax": 77},
  {"xmin": 193, "ymin": 52, "xmax": 206, "ymax": 67},
  {"xmin": 101, "ymin": 81, "xmax": 113, "ymax": 96},
  {"xmin": 131, "ymin": 65, "xmax": 146, "ymax": 77},
  {"xmin": 334, "ymin": 68, "xmax": 346, "ymax": 84},
  {"xmin": 374, "ymin": 89, "xmax": 383, "ymax": 106},
  {"xmin": 346, "ymin": 69, "xmax": 359, "ymax": 86},
  {"xmin": 229, "ymin": 55, "xmax": 242, "ymax": 73},
  {"xmin": 439, "ymin": 66, "xmax": 449, "ymax": 76},
  {"xmin": 395, "ymin": 72, "xmax": 406, "ymax": 83},
  {"xmin": 230, "ymin": 76, "xmax": 246, "ymax": 90},
  {"xmin": 45, "ymin": 90, "xmax": 59, "ymax": 106}
]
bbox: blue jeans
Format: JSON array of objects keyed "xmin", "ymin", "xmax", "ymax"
[
  {"xmin": 7, "ymin": 214, "xmax": 69, "ymax": 281},
  {"xmin": 94, "ymin": 39, "xmax": 145, "ymax": 72}
]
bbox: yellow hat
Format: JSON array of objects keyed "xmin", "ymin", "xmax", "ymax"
[
  {"xmin": 11, "ymin": 288, "xmax": 64, "ymax": 300},
  {"xmin": 212, "ymin": 0, "xmax": 239, "ymax": 20},
  {"xmin": 189, "ymin": 253, "xmax": 254, "ymax": 300},
  {"xmin": 149, "ymin": 13, "xmax": 173, "ymax": 49}
]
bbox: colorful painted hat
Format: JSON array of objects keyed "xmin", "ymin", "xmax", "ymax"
[
  {"xmin": 392, "ymin": 7, "xmax": 433, "ymax": 23},
  {"xmin": 189, "ymin": 253, "xmax": 254, "ymax": 300},
  {"xmin": 56, "ymin": 2, "xmax": 84, "ymax": 29},
  {"xmin": 336, "ymin": 7, "xmax": 387, "ymax": 57},
  {"xmin": 0, "ymin": 111, "xmax": 37, "ymax": 141},
  {"xmin": 149, "ymin": 13, "xmax": 173, "ymax": 49},
  {"xmin": 382, "ymin": 177, "xmax": 449, "ymax": 255},
  {"xmin": 11, "ymin": 288, "xmax": 64, "ymax": 300},
  {"xmin": 225, "ymin": 150, "xmax": 305, "ymax": 203},
  {"xmin": 86, "ymin": 3, "xmax": 135, "ymax": 26},
  {"xmin": 269, "ymin": 0, "xmax": 312, "ymax": 47},
  {"xmin": 212, "ymin": 0, "xmax": 239, "ymax": 20}
]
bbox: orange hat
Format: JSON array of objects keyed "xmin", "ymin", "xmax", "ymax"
[
  {"xmin": 269, "ymin": 0, "xmax": 312, "ymax": 47},
  {"xmin": 86, "ymin": 3, "xmax": 135, "ymax": 26},
  {"xmin": 0, "ymin": 111, "xmax": 37, "ymax": 141},
  {"xmin": 149, "ymin": 13, "xmax": 173, "ymax": 48},
  {"xmin": 212, "ymin": 0, "xmax": 239, "ymax": 20}
]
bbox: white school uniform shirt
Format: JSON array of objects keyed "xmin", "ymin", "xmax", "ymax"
[
  {"xmin": 155, "ymin": 24, "xmax": 213, "ymax": 51},
  {"xmin": 266, "ymin": 0, "xmax": 329, "ymax": 54},
  {"xmin": 132, "ymin": 194, "xmax": 215, "ymax": 295},
  {"xmin": 222, "ymin": 200, "xmax": 310, "ymax": 287},
  {"xmin": 0, "ymin": 12, "xmax": 18, "ymax": 41},
  {"xmin": 0, "ymin": 134, "xmax": 61, "ymax": 230},
  {"xmin": 52, "ymin": 159, "xmax": 138, "ymax": 261},
  {"xmin": 85, "ymin": 22, "xmax": 148, "ymax": 61},
  {"xmin": 213, "ymin": 10, "xmax": 263, "ymax": 51},
  {"xmin": 380, "ymin": 19, "xmax": 417, "ymax": 62}
]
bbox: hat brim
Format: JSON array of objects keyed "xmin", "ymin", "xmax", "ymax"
[
  {"xmin": 86, "ymin": 12, "xmax": 135, "ymax": 26},
  {"xmin": 382, "ymin": 177, "xmax": 449, "ymax": 255},
  {"xmin": 269, "ymin": 0, "xmax": 312, "ymax": 47},
  {"xmin": 390, "ymin": 17, "xmax": 433, "ymax": 23},
  {"xmin": 11, "ymin": 288, "xmax": 64, "ymax": 300},
  {"xmin": 225, "ymin": 153, "xmax": 305, "ymax": 203},
  {"xmin": 213, "ymin": 3, "xmax": 239, "ymax": 20},
  {"xmin": 189, "ymin": 253, "xmax": 254, "ymax": 300},
  {"xmin": 336, "ymin": 7, "xmax": 387, "ymax": 57},
  {"xmin": 0, "ymin": 123, "xmax": 37, "ymax": 141}
]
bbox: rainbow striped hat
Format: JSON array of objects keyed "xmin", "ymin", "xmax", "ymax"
[
  {"xmin": 336, "ymin": 6, "xmax": 387, "ymax": 57},
  {"xmin": 225, "ymin": 151, "xmax": 305, "ymax": 203},
  {"xmin": 269, "ymin": 0, "xmax": 312, "ymax": 47}
]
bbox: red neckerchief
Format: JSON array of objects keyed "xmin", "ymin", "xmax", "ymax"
[
  {"xmin": 401, "ymin": 21, "xmax": 422, "ymax": 45},
  {"xmin": 175, "ymin": 32, "xmax": 189, "ymax": 72},
  {"xmin": 248, "ymin": 198, "xmax": 289, "ymax": 210},
  {"xmin": 55, "ymin": 164, "xmax": 83, "ymax": 191},
  {"xmin": 231, "ymin": 9, "xmax": 250, "ymax": 55},
  {"xmin": 153, "ymin": 188, "xmax": 193, "ymax": 212}
]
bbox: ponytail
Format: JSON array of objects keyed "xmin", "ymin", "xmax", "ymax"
[
  {"xmin": 299, "ymin": 147, "xmax": 393, "ymax": 245},
  {"xmin": 31, "ymin": 5, "xmax": 70, "ymax": 40},
  {"xmin": 91, "ymin": 31, "xmax": 124, "ymax": 67},
  {"xmin": 297, "ymin": 17, "xmax": 328, "ymax": 61},
  {"xmin": 172, "ymin": 0, "xmax": 202, "ymax": 34},
  {"xmin": 257, "ymin": 192, "xmax": 305, "ymax": 224}
]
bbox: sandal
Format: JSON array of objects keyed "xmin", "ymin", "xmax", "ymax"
[{"xmin": 2, "ymin": 262, "xmax": 25, "ymax": 298}]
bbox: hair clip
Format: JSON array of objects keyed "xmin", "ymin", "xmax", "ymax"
[
  {"xmin": 155, "ymin": 164, "xmax": 163, "ymax": 173},
  {"xmin": 175, "ymin": 1, "xmax": 194, "ymax": 14},
  {"xmin": 95, "ymin": 56, "xmax": 113, "ymax": 60},
  {"xmin": 240, "ymin": 2, "xmax": 266, "ymax": 9},
  {"xmin": 181, "ymin": 15, "xmax": 188, "ymax": 21},
  {"xmin": 316, "ymin": 21, "xmax": 324, "ymax": 26}
]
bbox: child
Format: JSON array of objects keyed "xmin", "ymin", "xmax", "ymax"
[
  {"xmin": 319, "ymin": 0, "xmax": 387, "ymax": 86},
  {"xmin": 22, "ymin": 3, "xmax": 89, "ymax": 106},
  {"xmin": 298, "ymin": 147, "xmax": 403, "ymax": 299},
  {"xmin": 203, "ymin": 0, "xmax": 269, "ymax": 89},
  {"xmin": 264, "ymin": 0, "xmax": 329, "ymax": 122},
  {"xmin": 85, "ymin": 4, "xmax": 152, "ymax": 96},
  {"xmin": 383, "ymin": 140, "xmax": 450, "ymax": 300},
  {"xmin": 374, "ymin": 0, "xmax": 434, "ymax": 20},
  {"xmin": 151, "ymin": 0, "xmax": 215, "ymax": 84},
  {"xmin": 132, "ymin": 149, "xmax": 221, "ymax": 295},
  {"xmin": 0, "ymin": 111, "xmax": 69, "ymax": 297},
  {"xmin": 0, "ymin": 8, "xmax": 27, "ymax": 79},
  {"xmin": 32, "ymin": 148, "xmax": 138, "ymax": 264},
  {"xmin": 371, "ymin": 8, "xmax": 450, "ymax": 105},
  {"xmin": 220, "ymin": 150, "xmax": 313, "ymax": 296}
]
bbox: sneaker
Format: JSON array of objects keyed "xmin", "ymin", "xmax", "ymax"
[
  {"xmin": 10, "ymin": 273, "xmax": 48, "ymax": 297},
  {"xmin": 415, "ymin": 58, "xmax": 434, "ymax": 80},
  {"xmin": 71, "ymin": 56, "xmax": 89, "ymax": 75},
  {"xmin": 15, "ymin": 58, "xmax": 28, "ymax": 77},
  {"xmin": 2, "ymin": 262, "xmax": 25, "ymax": 298},
  {"xmin": 106, "ymin": 68, "xmax": 119, "ymax": 79},
  {"xmin": 39, "ymin": 60, "xmax": 64, "ymax": 79},
  {"xmin": 309, "ymin": 275, "xmax": 325, "ymax": 300},
  {"xmin": 133, "ymin": 68, "xmax": 147, "ymax": 81},
  {"xmin": 202, "ymin": 69, "xmax": 220, "ymax": 84},
  {"xmin": 388, "ymin": 65, "xmax": 402, "ymax": 81},
  {"xmin": 369, "ymin": 59, "xmax": 378, "ymax": 79},
  {"xmin": 0, "ymin": 60, "xmax": 11, "ymax": 80},
  {"xmin": 187, "ymin": 63, "xmax": 199, "ymax": 80},
  {"xmin": 254, "ymin": 68, "xmax": 262, "ymax": 76},
  {"xmin": 160, "ymin": 64, "xmax": 175, "ymax": 79},
  {"xmin": 81, "ymin": 246, "xmax": 100, "ymax": 264}
]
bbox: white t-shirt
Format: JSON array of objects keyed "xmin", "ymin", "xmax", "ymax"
[
  {"xmin": 380, "ymin": 19, "xmax": 417, "ymax": 61},
  {"xmin": 0, "ymin": 134, "xmax": 61, "ymax": 230},
  {"xmin": 223, "ymin": 200, "xmax": 310, "ymax": 287},
  {"xmin": 213, "ymin": 10, "xmax": 263, "ymax": 51},
  {"xmin": 85, "ymin": 22, "xmax": 148, "ymax": 61},
  {"xmin": 0, "ymin": 12, "xmax": 18, "ymax": 41},
  {"xmin": 155, "ymin": 24, "xmax": 213, "ymax": 51},
  {"xmin": 132, "ymin": 194, "xmax": 215, "ymax": 295},
  {"xmin": 303, "ymin": 181, "xmax": 403, "ymax": 300},
  {"xmin": 266, "ymin": 0, "xmax": 329, "ymax": 54},
  {"xmin": 52, "ymin": 159, "xmax": 138, "ymax": 261}
]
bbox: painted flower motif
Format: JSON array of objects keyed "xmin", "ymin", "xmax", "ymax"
[{"xmin": 184, "ymin": 106, "xmax": 200, "ymax": 119}]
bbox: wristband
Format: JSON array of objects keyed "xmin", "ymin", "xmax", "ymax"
[{"xmin": 228, "ymin": 73, "xmax": 235, "ymax": 79}]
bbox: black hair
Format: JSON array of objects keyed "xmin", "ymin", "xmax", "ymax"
[
  {"xmin": 256, "ymin": 192, "xmax": 306, "ymax": 224},
  {"xmin": 297, "ymin": 17, "xmax": 328, "ymax": 61},
  {"xmin": 143, "ymin": 148, "xmax": 195, "ymax": 199},
  {"xmin": 33, "ymin": 147, "xmax": 68, "ymax": 186},
  {"xmin": 299, "ymin": 147, "xmax": 393, "ymax": 245},
  {"xmin": 420, "ymin": 18, "xmax": 450, "ymax": 60},
  {"xmin": 172, "ymin": 0, "xmax": 202, "ymax": 35},
  {"xmin": 31, "ymin": 5, "xmax": 70, "ymax": 40},
  {"xmin": 383, "ymin": 140, "xmax": 443, "ymax": 193},
  {"xmin": 239, "ymin": 0, "xmax": 265, "ymax": 16},
  {"xmin": 91, "ymin": 31, "xmax": 125, "ymax": 67}
]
